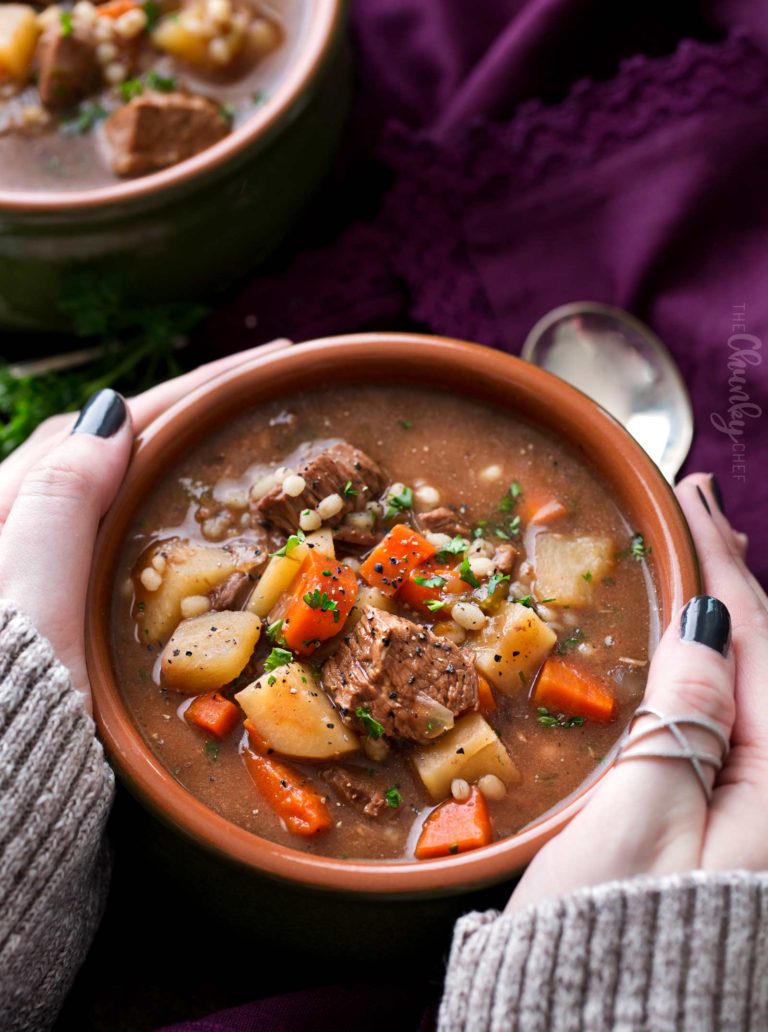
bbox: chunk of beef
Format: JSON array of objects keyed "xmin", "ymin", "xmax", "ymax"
[
  {"xmin": 333, "ymin": 522, "xmax": 381, "ymax": 553},
  {"xmin": 37, "ymin": 24, "xmax": 99, "ymax": 109},
  {"xmin": 209, "ymin": 534, "xmax": 274, "ymax": 610},
  {"xmin": 209, "ymin": 572, "xmax": 250, "ymax": 611},
  {"xmin": 322, "ymin": 607, "xmax": 478, "ymax": 744},
  {"xmin": 322, "ymin": 766, "xmax": 389, "ymax": 818},
  {"xmin": 418, "ymin": 506, "xmax": 470, "ymax": 538},
  {"xmin": 492, "ymin": 542, "xmax": 518, "ymax": 576},
  {"xmin": 253, "ymin": 442, "xmax": 386, "ymax": 536},
  {"xmin": 105, "ymin": 92, "xmax": 229, "ymax": 177}
]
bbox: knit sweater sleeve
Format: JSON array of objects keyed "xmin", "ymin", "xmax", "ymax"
[
  {"xmin": 0, "ymin": 600, "xmax": 114, "ymax": 1032},
  {"xmin": 438, "ymin": 869, "xmax": 768, "ymax": 1031}
]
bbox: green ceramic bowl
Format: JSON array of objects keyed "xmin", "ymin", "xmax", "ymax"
[{"xmin": 0, "ymin": 0, "xmax": 348, "ymax": 332}]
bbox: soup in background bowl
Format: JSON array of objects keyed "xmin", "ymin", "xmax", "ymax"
[
  {"xmin": 0, "ymin": 0, "xmax": 347, "ymax": 330},
  {"xmin": 86, "ymin": 333, "xmax": 699, "ymax": 951}
]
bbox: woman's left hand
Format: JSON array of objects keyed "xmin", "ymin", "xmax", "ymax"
[{"xmin": 0, "ymin": 341, "xmax": 290, "ymax": 712}]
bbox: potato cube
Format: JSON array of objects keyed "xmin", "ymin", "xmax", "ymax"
[
  {"xmin": 236, "ymin": 662, "xmax": 359, "ymax": 760},
  {"xmin": 161, "ymin": 610, "xmax": 262, "ymax": 693},
  {"xmin": 0, "ymin": 5, "xmax": 39, "ymax": 82},
  {"xmin": 152, "ymin": 14, "xmax": 212, "ymax": 68},
  {"xmin": 305, "ymin": 527, "xmax": 335, "ymax": 558},
  {"xmin": 245, "ymin": 544, "xmax": 307, "ymax": 618},
  {"xmin": 412, "ymin": 712, "xmax": 520, "ymax": 801},
  {"xmin": 534, "ymin": 533, "xmax": 614, "ymax": 606},
  {"xmin": 135, "ymin": 538, "xmax": 236, "ymax": 642},
  {"xmin": 473, "ymin": 601, "xmax": 557, "ymax": 692}
]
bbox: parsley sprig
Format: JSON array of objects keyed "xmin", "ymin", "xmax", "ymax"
[
  {"xmin": 272, "ymin": 529, "xmax": 306, "ymax": 557},
  {"xmin": 537, "ymin": 706, "xmax": 585, "ymax": 729},
  {"xmin": 303, "ymin": 589, "xmax": 340, "ymax": 622},
  {"xmin": 355, "ymin": 705, "xmax": 385, "ymax": 739},
  {"xmin": 0, "ymin": 272, "xmax": 206, "ymax": 459},
  {"xmin": 264, "ymin": 646, "xmax": 293, "ymax": 672},
  {"xmin": 384, "ymin": 484, "xmax": 413, "ymax": 520}
]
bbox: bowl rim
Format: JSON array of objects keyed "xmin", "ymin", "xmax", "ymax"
[
  {"xmin": 86, "ymin": 331, "xmax": 700, "ymax": 896},
  {"xmin": 0, "ymin": 0, "xmax": 343, "ymax": 215}
]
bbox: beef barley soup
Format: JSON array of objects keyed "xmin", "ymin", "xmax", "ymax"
[
  {"xmin": 111, "ymin": 386, "xmax": 657, "ymax": 862},
  {"xmin": 0, "ymin": 0, "xmax": 301, "ymax": 190}
]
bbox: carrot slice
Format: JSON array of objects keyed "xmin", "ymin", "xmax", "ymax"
[
  {"xmin": 243, "ymin": 723, "xmax": 331, "ymax": 836},
  {"xmin": 96, "ymin": 0, "xmax": 139, "ymax": 17},
  {"xmin": 415, "ymin": 787, "xmax": 493, "ymax": 859},
  {"xmin": 476, "ymin": 674, "xmax": 496, "ymax": 715},
  {"xmin": 185, "ymin": 692, "xmax": 240, "ymax": 739},
  {"xmin": 532, "ymin": 657, "xmax": 615, "ymax": 723},
  {"xmin": 398, "ymin": 558, "xmax": 458, "ymax": 614},
  {"xmin": 271, "ymin": 550, "xmax": 357, "ymax": 655},
  {"xmin": 518, "ymin": 494, "xmax": 568, "ymax": 524},
  {"xmin": 360, "ymin": 524, "xmax": 436, "ymax": 597}
]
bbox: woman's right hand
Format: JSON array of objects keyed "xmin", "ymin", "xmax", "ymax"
[{"xmin": 508, "ymin": 473, "xmax": 768, "ymax": 912}]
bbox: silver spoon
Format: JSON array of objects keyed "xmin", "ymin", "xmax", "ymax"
[{"xmin": 522, "ymin": 301, "xmax": 693, "ymax": 484}]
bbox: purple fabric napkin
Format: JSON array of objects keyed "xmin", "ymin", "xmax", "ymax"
[
  {"xmin": 173, "ymin": 4, "xmax": 768, "ymax": 1030},
  {"xmin": 204, "ymin": 0, "xmax": 768, "ymax": 589}
]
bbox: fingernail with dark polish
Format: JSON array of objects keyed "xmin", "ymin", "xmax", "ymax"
[
  {"xmin": 71, "ymin": 389, "xmax": 127, "ymax": 438},
  {"xmin": 710, "ymin": 474, "xmax": 726, "ymax": 516},
  {"xmin": 680, "ymin": 595, "xmax": 731, "ymax": 656},
  {"xmin": 696, "ymin": 486, "xmax": 711, "ymax": 516}
]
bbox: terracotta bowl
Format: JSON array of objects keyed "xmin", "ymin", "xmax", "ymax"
[
  {"xmin": 0, "ymin": 0, "xmax": 348, "ymax": 332},
  {"xmin": 86, "ymin": 332, "xmax": 700, "ymax": 954}
]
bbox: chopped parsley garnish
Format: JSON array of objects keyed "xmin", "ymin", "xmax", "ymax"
[
  {"xmin": 629, "ymin": 533, "xmax": 650, "ymax": 561},
  {"xmin": 498, "ymin": 481, "xmax": 523, "ymax": 512},
  {"xmin": 385, "ymin": 786, "xmax": 402, "ymax": 808},
  {"xmin": 142, "ymin": 0, "xmax": 161, "ymax": 29},
  {"xmin": 120, "ymin": 78, "xmax": 144, "ymax": 101},
  {"xmin": 60, "ymin": 102, "xmax": 107, "ymax": 136},
  {"xmin": 414, "ymin": 573, "xmax": 447, "ymax": 588},
  {"xmin": 512, "ymin": 594, "xmax": 556, "ymax": 609},
  {"xmin": 60, "ymin": 10, "xmax": 74, "ymax": 35},
  {"xmin": 485, "ymin": 572, "xmax": 510, "ymax": 597},
  {"xmin": 267, "ymin": 675, "xmax": 277, "ymax": 686},
  {"xmin": 203, "ymin": 741, "xmax": 220, "ymax": 760},
  {"xmin": 272, "ymin": 529, "xmax": 306, "ymax": 557},
  {"xmin": 556, "ymin": 628, "xmax": 585, "ymax": 653},
  {"xmin": 266, "ymin": 618, "xmax": 285, "ymax": 643},
  {"xmin": 384, "ymin": 484, "xmax": 413, "ymax": 519},
  {"xmin": 120, "ymin": 71, "xmax": 177, "ymax": 103},
  {"xmin": 435, "ymin": 535, "xmax": 469, "ymax": 560},
  {"xmin": 145, "ymin": 70, "xmax": 177, "ymax": 92},
  {"xmin": 136, "ymin": 600, "xmax": 146, "ymax": 612},
  {"xmin": 458, "ymin": 557, "xmax": 480, "ymax": 588},
  {"xmin": 582, "ymin": 571, "xmax": 593, "ymax": 582},
  {"xmin": 355, "ymin": 705, "xmax": 384, "ymax": 740},
  {"xmin": 219, "ymin": 103, "xmax": 235, "ymax": 125},
  {"xmin": 495, "ymin": 515, "xmax": 522, "ymax": 539},
  {"xmin": 303, "ymin": 589, "xmax": 340, "ymax": 622},
  {"xmin": 264, "ymin": 646, "xmax": 293, "ymax": 671},
  {"xmin": 537, "ymin": 706, "xmax": 585, "ymax": 729},
  {"xmin": 342, "ymin": 479, "xmax": 358, "ymax": 498},
  {"xmin": 425, "ymin": 599, "xmax": 447, "ymax": 613},
  {"xmin": 398, "ymin": 419, "xmax": 413, "ymax": 429}
]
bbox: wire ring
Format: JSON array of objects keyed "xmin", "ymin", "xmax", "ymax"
[{"xmin": 615, "ymin": 704, "xmax": 730, "ymax": 802}]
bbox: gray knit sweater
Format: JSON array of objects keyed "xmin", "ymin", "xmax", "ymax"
[{"xmin": 1, "ymin": 600, "xmax": 766, "ymax": 1032}]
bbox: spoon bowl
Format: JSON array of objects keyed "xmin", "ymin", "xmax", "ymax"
[{"xmin": 522, "ymin": 302, "xmax": 693, "ymax": 483}]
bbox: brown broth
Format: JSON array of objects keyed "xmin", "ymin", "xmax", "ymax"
[{"xmin": 111, "ymin": 385, "xmax": 656, "ymax": 861}]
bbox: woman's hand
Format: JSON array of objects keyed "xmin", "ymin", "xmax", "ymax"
[
  {"xmin": 508, "ymin": 473, "xmax": 768, "ymax": 913},
  {"xmin": 0, "ymin": 341, "xmax": 290, "ymax": 713}
]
